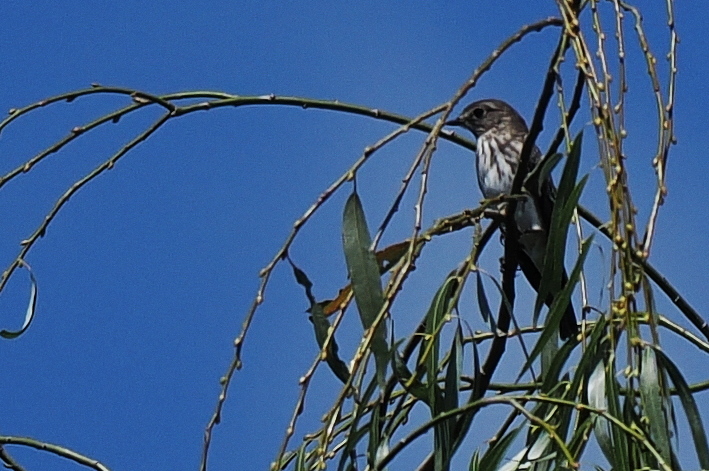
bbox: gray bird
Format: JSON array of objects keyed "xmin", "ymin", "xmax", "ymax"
[{"xmin": 446, "ymin": 99, "xmax": 578, "ymax": 340}]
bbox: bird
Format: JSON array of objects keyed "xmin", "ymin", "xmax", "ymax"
[{"xmin": 445, "ymin": 98, "xmax": 578, "ymax": 340}]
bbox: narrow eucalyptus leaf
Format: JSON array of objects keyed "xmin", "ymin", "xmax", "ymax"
[
  {"xmin": 367, "ymin": 399, "xmax": 382, "ymax": 469},
  {"xmin": 309, "ymin": 304, "xmax": 350, "ymax": 383},
  {"xmin": 640, "ymin": 347, "xmax": 673, "ymax": 466},
  {"xmin": 656, "ymin": 348, "xmax": 709, "ymax": 469},
  {"xmin": 538, "ymin": 338, "xmax": 578, "ymax": 444},
  {"xmin": 443, "ymin": 324, "xmax": 463, "ymax": 414},
  {"xmin": 286, "ymin": 257, "xmax": 351, "ymax": 384},
  {"xmin": 288, "ymin": 257, "xmax": 316, "ymax": 305},
  {"xmin": 605, "ymin": 353, "xmax": 630, "ymax": 471},
  {"xmin": 424, "ymin": 275, "xmax": 458, "ymax": 471},
  {"xmin": 424, "ymin": 275, "xmax": 458, "ymax": 398},
  {"xmin": 450, "ymin": 331, "xmax": 483, "ymax": 457},
  {"xmin": 290, "ymin": 261, "xmax": 313, "ymax": 291},
  {"xmin": 392, "ymin": 349, "xmax": 429, "ymax": 404},
  {"xmin": 469, "ymin": 449, "xmax": 481, "ymax": 471},
  {"xmin": 539, "ymin": 336, "xmax": 575, "ymax": 393},
  {"xmin": 589, "ymin": 360, "xmax": 614, "ymax": 467},
  {"xmin": 440, "ymin": 323, "xmax": 463, "ymax": 467},
  {"xmin": 525, "ymin": 152, "xmax": 563, "ymax": 196},
  {"xmin": 533, "ymin": 131, "xmax": 583, "ymax": 321},
  {"xmin": 475, "ymin": 271, "xmax": 493, "ymax": 323},
  {"xmin": 557, "ymin": 131, "xmax": 583, "ymax": 207},
  {"xmin": 295, "ymin": 441, "xmax": 308, "ymax": 471},
  {"xmin": 569, "ymin": 315, "xmax": 608, "ymax": 396},
  {"xmin": 534, "ymin": 173, "xmax": 588, "ymax": 321},
  {"xmin": 342, "ymin": 192, "xmax": 389, "ymax": 387}
]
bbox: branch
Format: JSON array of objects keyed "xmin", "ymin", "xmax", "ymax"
[
  {"xmin": 0, "ymin": 436, "xmax": 111, "ymax": 471},
  {"xmin": 0, "ymin": 112, "xmax": 172, "ymax": 296}
]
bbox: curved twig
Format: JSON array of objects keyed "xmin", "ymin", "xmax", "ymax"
[
  {"xmin": 0, "ymin": 112, "xmax": 171, "ymax": 295},
  {"xmin": 0, "ymin": 436, "xmax": 111, "ymax": 471}
]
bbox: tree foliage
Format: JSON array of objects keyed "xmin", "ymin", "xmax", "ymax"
[{"xmin": 1, "ymin": 1, "xmax": 706, "ymax": 471}]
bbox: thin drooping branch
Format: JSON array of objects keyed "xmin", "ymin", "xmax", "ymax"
[
  {"xmin": 0, "ymin": 436, "xmax": 111, "ymax": 471},
  {"xmin": 0, "ymin": 112, "xmax": 172, "ymax": 296}
]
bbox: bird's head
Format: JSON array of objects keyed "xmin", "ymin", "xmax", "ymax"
[{"xmin": 445, "ymin": 99, "xmax": 527, "ymax": 138}]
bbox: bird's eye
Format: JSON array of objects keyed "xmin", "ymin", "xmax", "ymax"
[{"xmin": 472, "ymin": 107, "xmax": 485, "ymax": 119}]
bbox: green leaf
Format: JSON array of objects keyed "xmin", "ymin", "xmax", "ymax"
[
  {"xmin": 295, "ymin": 441, "xmax": 308, "ymax": 471},
  {"xmin": 541, "ymin": 332, "xmax": 559, "ymax": 387},
  {"xmin": 469, "ymin": 449, "xmax": 481, "ymax": 471},
  {"xmin": 1, "ymin": 259, "xmax": 39, "ymax": 339},
  {"xmin": 423, "ymin": 275, "xmax": 458, "ymax": 401},
  {"xmin": 538, "ymin": 337, "xmax": 577, "ymax": 436},
  {"xmin": 640, "ymin": 347, "xmax": 673, "ymax": 467},
  {"xmin": 392, "ymin": 349, "xmax": 429, "ymax": 404},
  {"xmin": 534, "ymin": 132, "xmax": 584, "ymax": 323},
  {"xmin": 475, "ymin": 270, "xmax": 493, "ymax": 325},
  {"xmin": 452, "ymin": 329, "xmax": 483, "ymax": 454},
  {"xmin": 443, "ymin": 323, "xmax": 463, "ymax": 414},
  {"xmin": 477, "ymin": 271, "xmax": 513, "ymax": 333},
  {"xmin": 437, "ymin": 324, "xmax": 464, "ymax": 470},
  {"xmin": 569, "ymin": 314, "xmax": 608, "ymax": 396},
  {"xmin": 566, "ymin": 412, "xmax": 598, "ymax": 464},
  {"xmin": 605, "ymin": 351, "xmax": 630, "ymax": 471},
  {"xmin": 655, "ymin": 348, "xmax": 709, "ymax": 469},
  {"xmin": 289, "ymin": 258, "xmax": 315, "ymax": 303},
  {"xmin": 287, "ymin": 257, "xmax": 350, "ymax": 383},
  {"xmin": 589, "ymin": 360, "xmax": 614, "ymax": 467},
  {"xmin": 470, "ymin": 329, "xmax": 482, "ymax": 398},
  {"xmin": 368, "ymin": 396, "xmax": 383, "ymax": 469},
  {"xmin": 557, "ymin": 133, "xmax": 583, "ymax": 207},
  {"xmin": 422, "ymin": 274, "xmax": 458, "ymax": 471},
  {"xmin": 519, "ymin": 235, "xmax": 593, "ymax": 379},
  {"xmin": 536, "ymin": 172, "xmax": 587, "ymax": 330},
  {"xmin": 567, "ymin": 317, "xmax": 610, "ymax": 458},
  {"xmin": 342, "ymin": 191, "xmax": 389, "ymax": 388},
  {"xmin": 526, "ymin": 152, "xmax": 563, "ymax": 196},
  {"xmin": 309, "ymin": 303, "xmax": 350, "ymax": 384}
]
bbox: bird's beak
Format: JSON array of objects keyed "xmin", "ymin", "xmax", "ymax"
[{"xmin": 444, "ymin": 117, "xmax": 462, "ymax": 127}]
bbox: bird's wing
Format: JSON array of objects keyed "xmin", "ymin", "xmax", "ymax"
[{"xmin": 526, "ymin": 146, "xmax": 557, "ymax": 231}]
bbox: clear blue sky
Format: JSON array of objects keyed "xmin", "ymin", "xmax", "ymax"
[{"xmin": 1, "ymin": 2, "xmax": 707, "ymax": 470}]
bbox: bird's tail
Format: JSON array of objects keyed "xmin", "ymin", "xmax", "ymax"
[
  {"xmin": 518, "ymin": 250, "xmax": 579, "ymax": 340},
  {"xmin": 556, "ymin": 269, "xmax": 579, "ymax": 340},
  {"xmin": 558, "ymin": 300, "xmax": 579, "ymax": 340}
]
